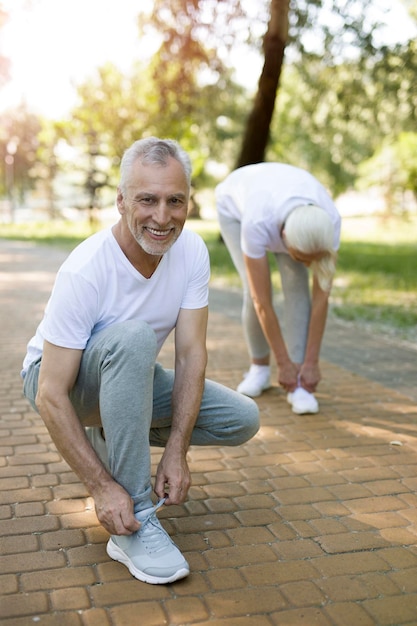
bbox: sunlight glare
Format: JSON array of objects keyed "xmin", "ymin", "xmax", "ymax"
[{"xmin": 1, "ymin": 0, "xmax": 154, "ymax": 117}]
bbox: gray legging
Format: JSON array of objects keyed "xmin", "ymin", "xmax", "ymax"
[
  {"xmin": 23, "ymin": 319, "xmax": 260, "ymax": 512},
  {"xmin": 218, "ymin": 213, "xmax": 311, "ymax": 364}
]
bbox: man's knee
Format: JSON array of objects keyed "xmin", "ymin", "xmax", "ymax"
[
  {"xmin": 236, "ymin": 396, "xmax": 260, "ymax": 443},
  {"xmin": 95, "ymin": 320, "xmax": 157, "ymax": 360}
]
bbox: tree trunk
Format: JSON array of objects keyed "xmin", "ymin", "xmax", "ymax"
[{"xmin": 236, "ymin": 0, "xmax": 289, "ymax": 168}]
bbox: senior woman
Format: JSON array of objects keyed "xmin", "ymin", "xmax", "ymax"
[{"xmin": 215, "ymin": 162, "xmax": 341, "ymax": 414}]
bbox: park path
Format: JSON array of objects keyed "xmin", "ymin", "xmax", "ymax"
[{"xmin": 1, "ymin": 238, "xmax": 417, "ymax": 626}]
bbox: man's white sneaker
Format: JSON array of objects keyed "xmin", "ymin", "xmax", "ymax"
[
  {"xmin": 287, "ymin": 387, "xmax": 319, "ymax": 414},
  {"xmin": 237, "ymin": 365, "xmax": 270, "ymax": 398},
  {"xmin": 106, "ymin": 499, "xmax": 189, "ymax": 584}
]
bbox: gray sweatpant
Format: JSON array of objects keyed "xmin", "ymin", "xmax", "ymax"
[
  {"xmin": 218, "ymin": 213, "xmax": 311, "ymax": 363},
  {"xmin": 23, "ymin": 319, "xmax": 260, "ymax": 512}
]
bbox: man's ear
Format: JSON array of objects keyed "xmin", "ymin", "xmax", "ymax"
[{"xmin": 116, "ymin": 188, "xmax": 125, "ymax": 214}]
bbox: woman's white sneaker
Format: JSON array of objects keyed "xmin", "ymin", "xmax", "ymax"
[
  {"xmin": 287, "ymin": 387, "xmax": 319, "ymax": 414},
  {"xmin": 237, "ymin": 365, "xmax": 271, "ymax": 398},
  {"xmin": 106, "ymin": 500, "xmax": 189, "ymax": 584}
]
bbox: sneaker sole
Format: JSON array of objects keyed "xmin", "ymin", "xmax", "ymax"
[
  {"xmin": 291, "ymin": 405, "xmax": 319, "ymax": 415},
  {"xmin": 237, "ymin": 384, "xmax": 271, "ymax": 398},
  {"xmin": 106, "ymin": 539, "xmax": 190, "ymax": 585}
]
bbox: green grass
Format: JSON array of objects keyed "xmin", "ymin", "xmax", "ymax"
[
  {"xmin": 1, "ymin": 214, "xmax": 417, "ymax": 342},
  {"xmin": 330, "ymin": 216, "xmax": 417, "ymax": 341},
  {"xmin": 0, "ymin": 220, "xmax": 99, "ymax": 249}
]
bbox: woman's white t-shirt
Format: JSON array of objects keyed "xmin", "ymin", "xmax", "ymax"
[
  {"xmin": 22, "ymin": 227, "xmax": 210, "ymax": 375},
  {"xmin": 215, "ymin": 163, "xmax": 341, "ymax": 258}
]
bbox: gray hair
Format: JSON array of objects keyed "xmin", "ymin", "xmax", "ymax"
[
  {"xmin": 284, "ymin": 205, "xmax": 337, "ymax": 292},
  {"xmin": 119, "ymin": 137, "xmax": 192, "ymax": 194}
]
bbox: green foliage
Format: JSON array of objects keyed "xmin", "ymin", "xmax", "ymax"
[
  {"xmin": 0, "ymin": 1, "xmax": 416, "ymax": 212},
  {"xmin": 337, "ymin": 240, "xmax": 417, "ymax": 287},
  {"xmin": 357, "ymin": 132, "xmax": 417, "ymax": 213},
  {"xmin": 0, "ymin": 220, "xmax": 99, "ymax": 248},
  {"xmin": 268, "ymin": 37, "xmax": 417, "ymax": 196},
  {"xmin": 0, "ymin": 104, "xmax": 41, "ymax": 199}
]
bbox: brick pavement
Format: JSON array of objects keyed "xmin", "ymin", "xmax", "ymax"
[{"xmin": 1, "ymin": 239, "xmax": 417, "ymax": 626}]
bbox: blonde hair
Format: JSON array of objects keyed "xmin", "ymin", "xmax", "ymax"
[{"xmin": 284, "ymin": 205, "xmax": 337, "ymax": 292}]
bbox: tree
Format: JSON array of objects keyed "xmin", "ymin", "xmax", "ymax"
[
  {"xmin": 236, "ymin": 0, "xmax": 289, "ymax": 167},
  {"xmin": 138, "ymin": 0, "xmax": 248, "ymax": 183},
  {"xmin": 30, "ymin": 119, "xmax": 64, "ymax": 219},
  {"xmin": 137, "ymin": 0, "xmax": 408, "ymax": 177},
  {"xmin": 357, "ymin": 133, "xmax": 417, "ymax": 215},
  {"xmin": 64, "ymin": 58, "xmax": 245, "ymax": 217},
  {"xmin": 266, "ymin": 36, "xmax": 417, "ymax": 195},
  {"xmin": 393, "ymin": 133, "xmax": 417, "ymax": 202},
  {"xmin": 0, "ymin": 105, "xmax": 41, "ymax": 210}
]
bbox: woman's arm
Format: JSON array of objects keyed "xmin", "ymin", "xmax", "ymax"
[
  {"xmin": 244, "ymin": 254, "xmax": 299, "ymax": 391},
  {"xmin": 299, "ymin": 275, "xmax": 330, "ymax": 392}
]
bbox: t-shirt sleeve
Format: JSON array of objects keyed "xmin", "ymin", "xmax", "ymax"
[
  {"xmin": 42, "ymin": 271, "xmax": 99, "ymax": 349},
  {"xmin": 241, "ymin": 218, "xmax": 269, "ymax": 258},
  {"xmin": 180, "ymin": 234, "xmax": 210, "ymax": 309}
]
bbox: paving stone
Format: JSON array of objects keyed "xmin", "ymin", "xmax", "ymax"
[
  {"xmin": 363, "ymin": 593, "xmax": 417, "ymax": 625},
  {"xmin": 165, "ymin": 596, "xmax": 209, "ymax": 624},
  {"xmin": 50, "ymin": 586, "xmax": 91, "ymax": 611},
  {"xmin": 20, "ymin": 566, "xmax": 97, "ymax": 591},
  {"xmin": 269, "ymin": 607, "xmax": 333, "ymax": 625},
  {"xmin": 109, "ymin": 601, "xmax": 167, "ymax": 626},
  {"xmin": 205, "ymin": 587, "xmax": 287, "ymax": 617},
  {"xmin": 324, "ymin": 602, "xmax": 376, "ymax": 626},
  {"xmin": 0, "ymin": 590, "xmax": 48, "ymax": 620},
  {"xmin": 316, "ymin": 530, "xmax": 390, "ymax": 554}
]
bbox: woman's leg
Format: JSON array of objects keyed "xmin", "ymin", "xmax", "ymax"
[
  {"xmin": 276, "ymin": 253, "xmax": 311, "ymax": 364},
  {"xmin": 218, "ymin": 213, "xmax": 269, "ymax": 361}
]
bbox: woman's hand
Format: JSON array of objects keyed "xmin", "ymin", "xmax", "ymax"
[
  {"xmin": 299, "ymin": 362, "xmax": 321, "ymax": 393},
  {"xmin": 277, "ymin": 360, "xmax": 299, "ymax": 392}
]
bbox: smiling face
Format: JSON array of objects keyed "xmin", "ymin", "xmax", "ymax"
[{"xmin": 117, "ymin": 156, "xmax": 189, "ymax": 256}]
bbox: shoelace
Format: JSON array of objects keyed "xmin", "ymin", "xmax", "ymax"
[{"xmin": 136, "ymin": 498, "xmax": 171, "ymax": 555}]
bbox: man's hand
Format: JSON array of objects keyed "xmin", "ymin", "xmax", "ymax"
[
  {"xmin": 154, "ymin": 445, "xmax": 191, "ymax": 505},
  {"xmin": 92, "ymin": 480, "xmax": 140, "ymax": 536}
]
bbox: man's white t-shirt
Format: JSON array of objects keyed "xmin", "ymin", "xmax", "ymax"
[
  {"xmin": 215, "ymin": 163, "xmax": 341, "ymax": 258},
  {"xmin": 22, "ymin": 227, "xmax": 210, "ymax": 376}
]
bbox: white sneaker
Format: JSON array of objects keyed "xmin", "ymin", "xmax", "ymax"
[
  {"xmin": 237, "ymin": 365, "xmax": 270, "ymax": 398},
  {"xmin": 287, "ymin": 387, "xmax": 319, "ymax": 414},
  {"xmin": 85, "ymin": 427, "xmax": 110, "ymax": 471},
  {"xmin": 106, "ymin": 499, "xmax": 190, "ymax": 584}
]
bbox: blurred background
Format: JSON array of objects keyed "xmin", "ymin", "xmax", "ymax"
[{"xmin": 0, "ymin": 0, "xmax": 416, "ymax": 224}]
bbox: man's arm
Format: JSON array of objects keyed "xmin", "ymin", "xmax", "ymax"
[
  {"xmin": 244, "ymin": 254, "xmax": 299, "ymax": 391},
  {"xmin": 154, "ymin": 306, "xmax": 208, "ymax": 505},
  {"xmin": 36, "ymin": 341, "xmax": 140, "ymax": 535}
]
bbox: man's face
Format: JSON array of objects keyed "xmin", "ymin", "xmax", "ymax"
[{"xmin": 117, "ymin": 157, "xmax": 189, "ymax": 256}]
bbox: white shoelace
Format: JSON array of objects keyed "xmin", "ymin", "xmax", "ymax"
[{"xmin": 137, "ymin": 498, "xmax": 171, "ymax": 555}]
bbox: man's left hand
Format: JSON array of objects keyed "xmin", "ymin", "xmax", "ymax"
[{"xmin": 154, "ymin": 445, "xmax": 191, "ymax": 505}]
